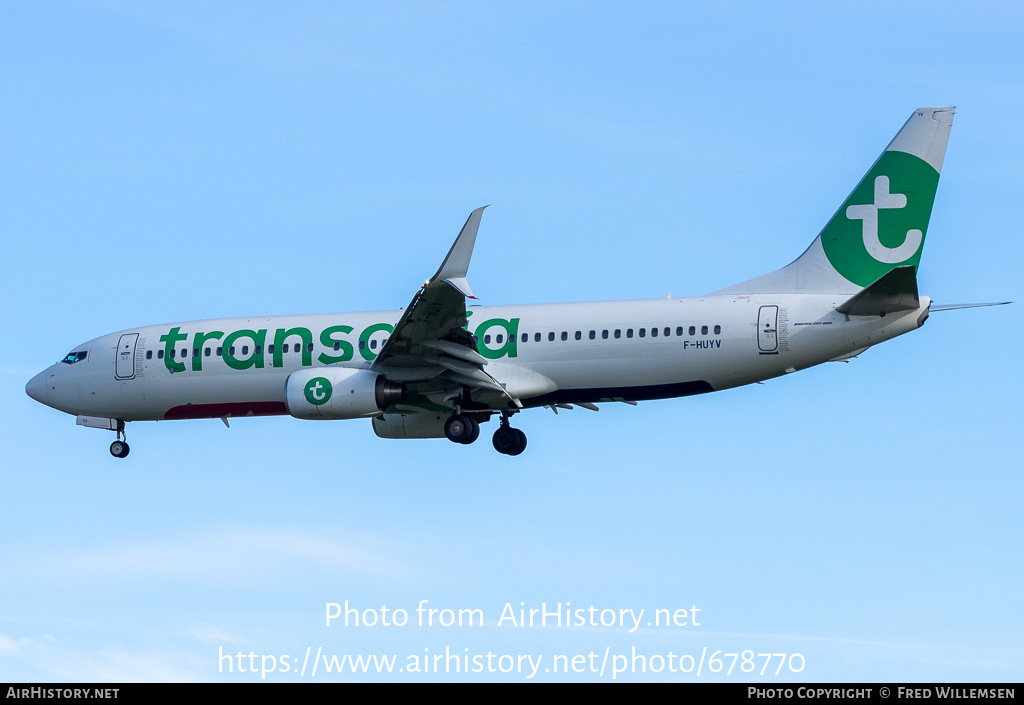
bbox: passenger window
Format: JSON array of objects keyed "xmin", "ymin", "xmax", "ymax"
[
  {"xmin": 548, "ymin": 332, "xmax": 555, "ymax": 341},
  {"xmin": 689, "ymin": 326, "xmax": 696, "ymax": 336},
  {"xmin": 602, "ymin": 330, "xmax": 609, "ymax": 339},
  {"xmin": 561, "ymin": 332, "xmax": 568, "ymax": 341},
  {"xmin": 626, "ymin": 329, "xmax": 634, "ymax": 338},
  {"xmin": 205, "ymin": 348, "xmax": 211, "ymax": 357},
  {"xmin": 639, "ymin": 328, "xmax": 646, "ymax": 338},
  {"xmin": 701, "ymin": 325, "xmax": 708, "ymax": 335},
  {"xmin": 522, "ymin": 333, "xmax": 528, "ymax": 343},
  {"xmin": 714, "ymin": 325, "xmax": 721, "ymax": 335},
  {"xmin": 589, "ymin": 330, "xmax": 596, "ymax": 340},
  {"xmin": 664, "ymin": 327, "xmax": 670, "ymax": 337},
  {"xmin": 534, "ymin": 333, "xmax": 541, "ymax": 342},
  {"xmin": 158, "ymin": 350, "xmax": 164, "ymax": 359},
  {"xmin": 484, "ymin": 335, "xmax": 491, "ymax": 344},
  {"xmin": 496, "ymin": 334, "xmax": 503, "ymax": 344},
  {"xmin": 193, "ymin": 348, "xmax": 199, "ymax": 358},
  {"xmin": 370, "ymin": 340, "xmax": 377, "ymax": 349},
  {"xmin": 242, "ymin": 346, "xmax": 249, "ymax": 355},
  {"xmin": 229, "ymin": 347, "xmax": 235, "ymax": 355},
  {"xmin": 145, "ymin": 350, "xmax": 153, "ymax": 360},
  {"xmin": 676, "ymin": 326, "xmax": 683, "ymax": 336},
  {"xmin": 614, "ymin": 329, "xmax": 621, "ymax": 339},
  {"xmin": 575, "ymin": 331, "xmax": 581, "ymax": 340},
  {"xmin": 651, "ymin": 327, "xmax": 658, "ymax": 337},
  {"xmin": 216, "ymin": 347, "xmax": 222, "ymax": 356}
]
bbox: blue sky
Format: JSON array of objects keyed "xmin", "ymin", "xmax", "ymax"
[{"xmin": 2, "ymin": 1, "xmax": 1021, "ymax": 682}]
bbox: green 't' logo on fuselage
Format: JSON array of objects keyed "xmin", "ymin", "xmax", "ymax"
[
  {"xmin": 304, "ymin": 377, "xmax": 332, "ymax": 405},
  {"xmin": 820, "ymin": 150, "xmax": 939, "ymax": 287}
]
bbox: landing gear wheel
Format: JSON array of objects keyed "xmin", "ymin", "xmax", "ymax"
[
  {"xmin": 110, "ymin": 440, "xmax": 130, "ymax": 458},
  {"xmin": 509, "ymin": 428, "xmax": 527, "ymax": 456},
  {"xmin": 492, "ymin": 427, "xmax": 516, "ymax": 453},
  {"xmin": 464, "ymin": 417, "xmax": 480, "ymax": 444},
  {"xmin": 492, "ymin": 426, "xmax": 527, "ymax": 455},
  {"xmin": 445, "ymin": 414, "xmax": 479, "ymax": 444}
]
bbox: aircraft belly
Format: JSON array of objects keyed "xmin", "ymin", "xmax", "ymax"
[
  {"xmin": 520, "ymin": 347, "xmax": 722, "ymax": 403},
  {"xmin": 129, "ymin": 370, "xmax": 291, "ymax": 421}
]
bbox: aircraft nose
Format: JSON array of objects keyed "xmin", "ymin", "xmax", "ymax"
[{"xmin": 25, "ymin": 370, "xmax": 49, "ymax": 404}]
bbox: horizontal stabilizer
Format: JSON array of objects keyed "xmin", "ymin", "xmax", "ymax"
[
  {"xmin": 836, "ymin": 265, "xmax": 919, "ymax": 316},
  {"xmin": 930, "ymin": 301, "xmax": 1011, "ymax": 312}
]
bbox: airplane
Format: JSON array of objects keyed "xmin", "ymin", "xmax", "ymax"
[{"xmin": 25, "ymin": 106, "xmax": 1000, "ymax": 458}]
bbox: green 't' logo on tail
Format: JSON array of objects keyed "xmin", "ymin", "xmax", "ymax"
[{"xmin": 820, "ymin": 150, "xmax": 940, "ymax": 287}]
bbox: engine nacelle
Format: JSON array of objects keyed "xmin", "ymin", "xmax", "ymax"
[
  {"xmin": 286, "ymin": 368, "xmax": 405, "ymax": 420},
  {"xmin": 372, "ymin": 412, "xmax": 449, "ymax": 439}
]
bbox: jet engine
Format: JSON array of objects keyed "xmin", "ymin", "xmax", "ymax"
[{"xmin": 285, "ymin": 368, "xmax": 405, "ymax": 420}]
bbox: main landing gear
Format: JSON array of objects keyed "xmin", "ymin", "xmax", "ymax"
[
  {"xmin": 444, "ymin": 411, "xmax": 528, "ymax": 455},
  {"xmin": 492, "ymin": 420, "xmax": 527, "ymax": 456},
  {"xmin": 444, "ymin": 413, "xmax": 480, "ymax": 445}
]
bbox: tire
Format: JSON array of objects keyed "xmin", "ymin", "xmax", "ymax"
[
  {"xmin": 492, "ymin": 426, "xmax": 525, "ymax": 455},
  {"xmin": 110, "ymin": 441, "xmax": 130, "ymax": 458},
  {"xmin": 507, "ymin": 428, "xmax": 527, "ymax": 456},
  {"xmin": 463, "ymin": 417, "xmax": 480, "ymax": 445},
  {"xmin": 444, "ymin": 414, "xmax": 471, "ymax": 444}
]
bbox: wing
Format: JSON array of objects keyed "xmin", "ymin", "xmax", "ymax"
[{"xmin": 371, "ymin": 207, "xmax": 518, "ymax": 407}]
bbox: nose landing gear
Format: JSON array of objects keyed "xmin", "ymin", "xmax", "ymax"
[{"xmin": 109, "ymin": 420, "xmax": 129, "ymax": 458}]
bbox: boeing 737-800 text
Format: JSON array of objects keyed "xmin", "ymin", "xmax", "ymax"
[{"xmin": 27, "ymin": 107, "xmax": 985, "ymax": 458}]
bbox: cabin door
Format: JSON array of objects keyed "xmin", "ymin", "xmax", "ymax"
[
  {"xmin": 757, "ymin": 306, "xmax": 778, "ymax": 353},
  {"xmin": 115, "ymin": 333, "xmax": 139, "ymax": 380}
]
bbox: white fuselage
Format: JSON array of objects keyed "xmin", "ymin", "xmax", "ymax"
[{"xmin": 26, "ymin": 293, "xmax": 930, "ymax": 423}]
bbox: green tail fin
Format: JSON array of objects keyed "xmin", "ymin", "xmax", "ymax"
[{"xmin": 715, "ymin": 107, "xmax": 954, "ymax": 295}]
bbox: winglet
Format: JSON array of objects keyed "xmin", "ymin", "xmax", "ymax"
[{"xmin": 426, "ymin": 206, "xmax": 487, "ymax": 299}]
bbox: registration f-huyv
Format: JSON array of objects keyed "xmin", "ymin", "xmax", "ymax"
[{"xmin": 27, "ymin": 107, "xmax": 1001, "ymax": 458}]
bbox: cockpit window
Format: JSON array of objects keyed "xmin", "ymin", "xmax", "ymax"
[{"xmin": 61, "ymin": 351, "xmax": 88, "ymax": 365}]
